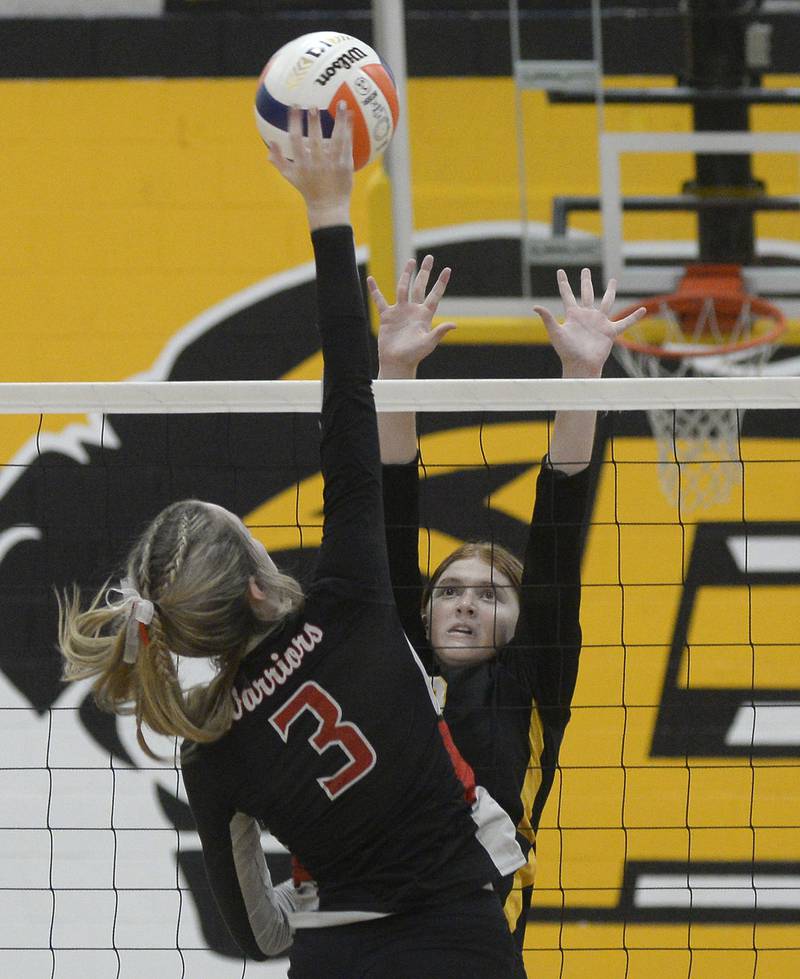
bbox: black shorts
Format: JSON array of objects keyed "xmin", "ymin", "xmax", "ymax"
[{"xmin": 288, "ymin": 888, "xmax": 519, "ymax": 979}]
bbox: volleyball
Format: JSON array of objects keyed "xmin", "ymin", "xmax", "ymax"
[{"xmin": 255, "ymin": 32, "xmax": 399, "ymax": 171}]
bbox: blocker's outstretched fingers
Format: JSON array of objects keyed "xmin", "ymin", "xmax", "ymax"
[
  {"xmin": 580, "ymin": 267, "xmax": 594, "ymax": 307},
  {"xmin": 532, "ymin": 304, "xmax": 561, "ymax": 345},
  {"xmin": 395, "ymin": 259, "xmax": 417, "ymax": 306},
  {"xmin": 612, "ymin": 305, "xmax": 647, "ymax": 336},
  {"xmin": 367, "ymin": 276, "xmax": 389, "ymax": 314},
  {"xmin": 556, "ymin": 268, "xmax": 578, "ymax": 309},
  {"xmin": 428, "ymin": 320, "xmax": 458, "ymax": 345},
  {"xmin": 424, "ymin": 267, "xmax": 452, "ymax": 313},
  {"xmin": 412, "ymin": 255, "xmax": 434, "ymax": 305},
  {"xmin": 599, "ymin": 278, "xmax": 617, "ymax": 316}
]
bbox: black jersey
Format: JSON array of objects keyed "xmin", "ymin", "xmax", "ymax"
[
  {"xmin": 180, "ymin": 227, "xmax": 523, "ymax": 961},
  {"xmin": 382, "ymin": 459, "xmax": 589, "ymax": 903}
]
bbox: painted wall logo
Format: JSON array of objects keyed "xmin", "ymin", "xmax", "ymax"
[
  {"xmin": 653, "ymin": 522, "xmax": 800, "ymax": 760},
  {"xmin": 0, "ymin": 230, "xmax": 797, "ymax": 965}
]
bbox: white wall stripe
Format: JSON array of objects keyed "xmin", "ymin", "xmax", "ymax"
[
  {"xmin": 634, "ymin": 873, "xmax": 800, "ymax": 909},
  {"xmin": 726, "ymin": 535, "xmax": 800, "ymax": 573},
  {"xmin": 726, "ymin": 702, "xmax": 800, "ymax": 746}
]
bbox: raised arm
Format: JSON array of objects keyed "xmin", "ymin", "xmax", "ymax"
[
  {"xmin": 269, "ymin": 102, "xmax": 353, "ymax": 232},
  {"xmin": 368, "ymin": 255, "xmax": 456, "ymax": 463},
  {"xmin": 181, "ymin": 105, "xmax": 351, "ymax": 960},
  {"xmin": 369, "ymin": 258, "xmax": 454, "ymax": 649},
  {"xmin": 507, "ymin": 271, "xmax": 644, "ymax": 712},
  {"xmin": 533, "ymin": 268, "xmax": 645, "ymax": 475},
  {"xmin": 270, "ymin": 104, "xmax": 391, "ymax": 592}
]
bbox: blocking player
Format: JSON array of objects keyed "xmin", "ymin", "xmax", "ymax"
[{"xmin": 369, "ymin": 256, "xmax": 644, "ymax": 971}]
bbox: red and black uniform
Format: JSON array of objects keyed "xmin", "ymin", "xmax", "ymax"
[
  {"xmin": 180, "ymin": 226, "xmax": 523, "ymax": 979},
  {"xmin": 382, "ymin": 454, "xmax": 590, "ymax": 956}
]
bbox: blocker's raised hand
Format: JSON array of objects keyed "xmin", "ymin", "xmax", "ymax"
[
  {"xmin": 533, "ymin": 268, "xmax": 646, "ymax": 379},
  {"xmin": 267, "ymin": 102, "xmax": 353, "ymax": 228},
  {"xmin": 369, "ymin": 254, "xmax": 457, "ymax": 378}
]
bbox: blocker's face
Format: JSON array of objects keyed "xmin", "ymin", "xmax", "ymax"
[{"xmin": 428, "ymin": 556, "xmax": 520, "ymax": 668}]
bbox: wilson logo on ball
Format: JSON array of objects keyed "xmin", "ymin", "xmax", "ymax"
[
  {"xmin": 255, "ymin": 31, "xmax": 399, "ymax": 171},
  {"xmin": 313, "ymin": 46, "xmax": 368, "ymax": 87}
]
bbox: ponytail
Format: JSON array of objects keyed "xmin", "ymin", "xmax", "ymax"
[{"xmin": 58, "ymin": 500, "xmax": 304, "ymax": 759}]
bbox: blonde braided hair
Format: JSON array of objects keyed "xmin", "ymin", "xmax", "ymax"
[{"xmin": 59, "ymin": 499, "xmax": 305, "ymax": 759}]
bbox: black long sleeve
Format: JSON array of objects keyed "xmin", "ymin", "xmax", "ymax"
[
  {"xmin": 516, "ymin": 462, "xmax": 590, "ymax": 716},
  {"xmin": 311, "ymin": 226, "xmax": 392, "ymax": 600},
  {"xmin": 382, "ymin": 460, "xmax": 429, "ymax": 656}
]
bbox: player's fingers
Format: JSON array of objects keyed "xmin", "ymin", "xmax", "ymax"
[
  {"xmin": 287, "ymin": 105, "xmax": 305, "ymax": 160},
  {"xmin": 266, "ymin": 141, "xmax": 288, "ymax": 173},
  {"xmin": 307, "ymin": 106, "xmax": 324, "ymax": 163},
  {"xmin": 428, "ymin": 321, "xmax": 457, "ymax": 346},
  {"xmin": 396, "ymin": 258, "xmax": 416, "ymax": 304},
  {"xmin": 424, "ymin": 267, "xmax": 451, "ymax": 311},
  {"xmin": 332, "ymin": 100, "xmax": 352, "ymax": 163},
  {"xmin": 599, "ymin": 278, "xmax": 617, "ymax": 315},
  {"xmin": 612, "ymin": 305, "xmax": 647, "ymax": 335},
  {"xmin": 366, "ymin": 276, "xmax": 389, "ymax": 314},
  {"xmin": 533, "ymin": 305, "xmax": 560, "ymax": 340},
  {"xmin": 412, "ymin": 254, "xmax": 434, "ymax": 304},
  {"xmin": 556, "ymin": 269, "xmax": 577, "ymax": 308},
  {"xmin": 308, "ymin": 105, "xmax": 323, "ymax": 140},
  {"xmin": 580, "ymin": 267, "xmax": 594, "ymax": 307}
]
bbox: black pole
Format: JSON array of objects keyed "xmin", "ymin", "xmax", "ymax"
[{"xmin": 681, "ymin": 0, "xmax": 765, "ymax": 264}]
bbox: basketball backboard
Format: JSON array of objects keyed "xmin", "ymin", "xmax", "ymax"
[
  {"xmin": 375, "ymin": 1, "xmax": 800, "ymax": 343},
  {"xmin": 525, "ymin": 0, "xmax": 800, "ymax": 307}
]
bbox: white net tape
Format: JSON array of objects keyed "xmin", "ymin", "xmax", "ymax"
[
  {"xmin": 3, "ymin": 375, "xmax": 796, "ymax": 520},
  {"xmin": 0, "ymin": 376, "xmax": 797, "ymax": 414}
]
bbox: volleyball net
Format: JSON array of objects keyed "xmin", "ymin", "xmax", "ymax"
[{"xmin": 1, "ymin": 377, "xmax": 799, "ymax": 979}]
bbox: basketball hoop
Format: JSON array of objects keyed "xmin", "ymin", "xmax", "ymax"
[{"xmin": 614, "ymin": 265, "xmax": 787, "ymax": 514}]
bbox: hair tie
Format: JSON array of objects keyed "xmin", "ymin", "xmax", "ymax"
[{"xmin": 105, "ymin": 577, "xmax": 156, "ymax": 664}]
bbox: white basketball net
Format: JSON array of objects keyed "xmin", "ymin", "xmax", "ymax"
[{"xmin": 614, "ymin": 296, "xmax": 779, "ymax": 514}]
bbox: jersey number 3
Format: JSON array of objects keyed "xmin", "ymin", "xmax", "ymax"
[{"xmin": 269, "ymin": 681, "xmax": 377, "ymax": 800}]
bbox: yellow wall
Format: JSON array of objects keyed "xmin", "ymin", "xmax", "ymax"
[
  {"xmin": 417, "ymin": 423, "xmax": 800, "ymax": 978},
  {"xmin": 2, "ymin": 75, "xmax": 798, "ymax": 385},
  {"xmin": 1, "ymin": 75, "xmax": 798, "ymax": 977}
]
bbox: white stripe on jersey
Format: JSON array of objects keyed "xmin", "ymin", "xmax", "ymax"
[
  {"xmin": 290, "ymin": 909, "xmax": 391, "ymax": 928},
  {"xmin": 469, "ymin": 786, "xmax": 527, "ymax": 879},
  {"xmin": 403, "ymin": 633, "xmax": 442, "ymax": 715}
]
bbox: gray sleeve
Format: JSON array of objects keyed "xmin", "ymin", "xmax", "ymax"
[{"xmin": 229, "ymin": 813, "xmax": 318, "ymax": 956}]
